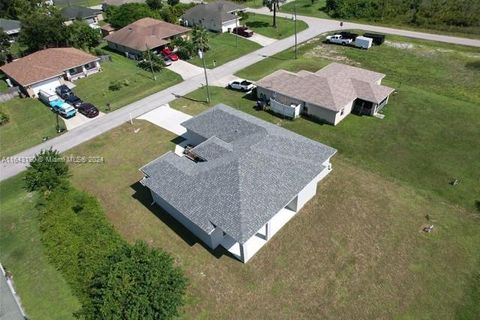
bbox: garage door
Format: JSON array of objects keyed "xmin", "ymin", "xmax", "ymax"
[{"xmin": 31, "ymin": 77, "xmax": 62, "ymax": 96}]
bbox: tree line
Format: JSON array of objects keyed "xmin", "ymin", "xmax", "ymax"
[
  {"xmin": 25, "ymin": 149, "xmax": 187, "ymax": 319},
  {"xmin": 325, "ymin": 0, "xmax": 480, "ymax": 31}
]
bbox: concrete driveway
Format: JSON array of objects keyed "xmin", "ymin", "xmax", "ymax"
[
  {"xmin": 248, "ymin": 33, "xmax": 277, "ymax": 46},
  {"xmin": 63, "ymin": 112, "xmax": 106, "ymax": 131},
  {"xmin": 137, "ymin": 104, "xmax": 192, "ymax": 135},
  {"xmin": 166, "ymin": 60, "xmax": 204, "ymax": 80}
]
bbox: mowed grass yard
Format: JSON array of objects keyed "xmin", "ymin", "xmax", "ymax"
[
  {"xmin": 55, "ymin": 120, "xmax": 480, "ymax": 319},
  {"xmin": 234, "ymin": 33, "xmax": 480, "ymax": 212},
  {"xmin": 242, "ymin": 13, "xmax": 308, "ymax": 39},
  {"xmin": 74, "ymin": 48, "xmax": 182, "ymax": 112},
  {"xmin": 0, "ymin": 176, "xmax": 80, "ymax": 320},
  {"xmin": 0, "ymin": 98, "xmax": 63, "ymax": 158},
  {"xmin": 188, "ymin": 32, "xmax": 261, "ymax": 68}
]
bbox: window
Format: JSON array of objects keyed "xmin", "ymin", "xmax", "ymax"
[{"xmin": 340, "ymin": 108, "xmax": 345, "ymax": 116}]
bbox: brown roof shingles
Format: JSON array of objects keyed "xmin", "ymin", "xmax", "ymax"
[
  {"xmin": 256, "ymin": 63, "xmax": 394, "ymax": 111},
  {"xmin": 104, "ymin": 18, "xmax": 190, "ymax": 52},
  {"xmin": 0, "ymin": 47, "xmax": 99, "ymax": 87}
]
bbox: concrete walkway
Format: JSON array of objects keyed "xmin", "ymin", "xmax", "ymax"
[
  {"xmin": 137, "ymin": 104, "xmax": 192, "ymax": 135},
  {"xmin": 248, "ymin": 33, "xmax": 277, "ymax": 46},
  {"xmin": 1, "ymin": 11, "xmax": 479, "ymax": 181},
  {"xmin": 63, "ymin": 112, "xmax": 106, "ymax": 131},
  {"xmin": 166, "ymin": 60, "xmax": 204, "ymax": 80}
]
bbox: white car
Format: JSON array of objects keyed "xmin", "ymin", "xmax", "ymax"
[
  {"xmin": 228, "ymin": 79, "xmax": 256, "ymax": 92},
  {"xmin": 326, "ymin": 34, "xmax": 353, "ymax": 45}
]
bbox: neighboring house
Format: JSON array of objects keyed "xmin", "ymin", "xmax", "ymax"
[
  {"xmin": 61, "ymin": 6, "xmax": 104, "ymax": 28},
  {"xmin": 181, "ymin": 1, "xmax": 245, "ymax": 33},
  {"xmin": 140, "ymin": 104, "xmax": 336, "ymax": 263},
  {"xmin": 0, "ymin": 48, "xmax": 101, "ymax": 97},
  {"xmin": 104, "ymin": 18, "xmax": 190, "ymax": 59},
  {"xmin": 0, "ymin": 18, "xmax": 21, "ymax": 39},
  {"xmin": 256, "ymin": 63, "xmax": 395, "ymax": 125}
]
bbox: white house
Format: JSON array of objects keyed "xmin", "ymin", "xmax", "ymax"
[
  {"xmin": 181, "ymin": 1, "xmax": 245, "ymax": 33},
  {"xmin": 256, "ymin": 63, "xmax": 395, "ymax": 125},
  {"xmin": 140, "ymin": 104, "xmax": 337, "ymax": 263},
  {"xmin": 0, "ymin": 48, "xmax": 101, "ymax": 97}
]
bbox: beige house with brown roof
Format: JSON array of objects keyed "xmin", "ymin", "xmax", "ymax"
[
  {"xmin": 104, "ymin": 18, "xmax": 190, "ymax": 59},
  {"xmin": 0, "ymin": 48, "xmax": 100, "ymax": 97},
  {"xmin": 256, "ymin": 63, "xmax": 395, "ymax": 125}
]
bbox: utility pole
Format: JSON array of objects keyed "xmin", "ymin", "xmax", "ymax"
[
  {"xmin": 145, "ymin": 44, "xmax": 156, "ymax": 81},
  {"xmin": 56, "ymin": 112, "xmax": 60, "ymax": 133},
  {"xmin": 199, "ymin": 50, "xmax": 211, "ymax": 103},
  {"xmin": 235, "ymin": 15, "xmax": 239, "ymax": 48},
  {"xmin": 294, "ymin": 1, "xmax": 298, "ymax": 59}
]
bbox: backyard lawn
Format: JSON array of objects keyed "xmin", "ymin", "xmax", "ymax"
[
  {"xmin": 55, "ymin": 120, "xmax": 480, "ymax": 319},
  {"xmin": 0, "ymin": 75, "xmax": 8, "ymax": 92},
  {"xmin": 0, "ymin": 98, "xmax": 63, "ymax": 158},
  {"xmin": 242, "ymin": 13, "xmax": 308, "ymax": 39},
  {"xmin": 74, "ymin": 48, "xmax": 183, "ymax": 112},
  {"xmin": 0, "ymin": 176, "xmax": 81, "ymax": 320},
  {"xmin": 188, "ymin": 32, "xmax": 261, "ymax": 68},
  {"xmin": 185, "ymin": 34, "xmax": 480, "ymax": 213}
]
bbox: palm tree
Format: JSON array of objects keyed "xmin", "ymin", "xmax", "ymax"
[
  {"xmin": 263, "ymin": 0, "xmax": 280, "ymax": 28},
  {"xmin": 191, "ymin": 26, "xmax": 209, "ymax": 52}
]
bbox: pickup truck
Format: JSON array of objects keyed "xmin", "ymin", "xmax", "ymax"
[
  {"xmin": 228, "ymin": 79, "xmax": 256, "ymax": 92},
  {"xmin": 326, "ymin": 34, "xmax": 352, "ymax": 45}
]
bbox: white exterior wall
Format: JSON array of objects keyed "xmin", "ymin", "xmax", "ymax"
[
  {"xmin": 30, "ymin": 77, "xmax": 63, "ymax": 96},
  {"xmin": 221, "ymin": 19, "xmax": 238, "ymax": 33},
  {"xmin": 332, "ymin": 100, "xmax": 354, "ymax": 125}
]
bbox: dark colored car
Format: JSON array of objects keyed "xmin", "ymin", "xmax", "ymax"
[
  {"xmin": 233, "ymin": 26, "xmax": 253, "ymax": 38},
  {"xmin": 77, "ymin": 103, "xmax": 99, "ymax": 118},
  {"xmin": 55, "ymin": 85, "xmax": 73, "ymax": 99},
  {"xmin": 65, "ymin": 94, "xmax": 83, "ymax": 108},
  {"xmin": 340, "ymin": 31, "xmax": 359, "ymax": 40},
  {"xmin": 363, "ymin": 32, "xmax": 385, "ymax": 45}
]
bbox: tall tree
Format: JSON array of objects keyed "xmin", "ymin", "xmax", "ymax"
[
  {"xmin": 24, "ymin": 148, "xmax": 69, "ymax": 192},
  {"xmin": 66, "ymin": 20, "xmax": 101, "ymax": 49},
  {"xmin": 79, "ymin": 242, "xmax": 187, "ymax": 320},
  {"xmin": 106, "ymin": 3, "xmax": 159, "ymax": 29},
  {"xmin": 0, "ymin": 29, "xmax": 10, "ymax": 65},
  {"xmin": 146, "ymin": 0, "xmax": 163, "ymax": 10},
  {"xmin": 191, "ymin": 26, "xmax": 209, "ymax": 52},
  {"xmin": 18, "ymin": 6, "xmax": 67, "ymax": 52},
  {"xmin": 263, "ymin": 0, "xmax": 280, "ymax": 27}
]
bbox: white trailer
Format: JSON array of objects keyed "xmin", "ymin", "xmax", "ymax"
[{"xmin": 354, "ymin": 36, "xmax": 373, "ymax": 49}]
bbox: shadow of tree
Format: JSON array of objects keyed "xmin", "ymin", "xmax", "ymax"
[
  {"xmin": 246, "ymin": 21, "xmax": 270, "ymax": 28},
  {"xmin": 465, "ymin": 60, "xmax": 480, "ymax": 70}
]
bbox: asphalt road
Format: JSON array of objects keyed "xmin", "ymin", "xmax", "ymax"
[{"xmin": 1, "ymin": 12, "xmax": 479, "ymax": 181}]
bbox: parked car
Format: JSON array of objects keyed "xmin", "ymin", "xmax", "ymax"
[
  {"xmin": 228, "ymin": 79, "xmax": 256, "ymax": 92},
  {"xmin": 65, "ymin": 94, "xmax": 83, "ymax": 108},
  {"xmin": 55, "ymin": 85, "xmax": 73, "ymax": 99},
  {"xmin": 326, "ymin": 34, "xmax": 352, "ymax": 45},
  {"xmin": 77, "ymin": 102, "xmax": 99, "ymax": 118},
  {"xmin": 161, "ymin": 48, "xmax": 178, "ymax": 61},
  {"xmin": 50, "ymin": 99, "xmax": 77, "ymax": 118},
  {"xmin": 232, "ymin": 26, "xmax": 254, "ymax": 38},
  {"xmin": 363, "ymin": 32, "xmax": 385, "ymax": 45}
]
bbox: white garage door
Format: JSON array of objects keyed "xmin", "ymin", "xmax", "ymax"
[{"xmin": 31, "ymin": 77, "xmax": 62, "ymax": 96}]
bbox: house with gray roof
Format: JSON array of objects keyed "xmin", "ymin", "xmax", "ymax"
[
  {"xmin": 181, "ymin": 1, "xmax": 245, "ymax": 33},
  {"xmin": 61, "ymin": 6, "xmax": 104, "ymax": 28},
  {"xmin": 140, "ymin": 104, "xmax": 336, "ymax": 263},
  {"xmin": 0, "ymin": 19, "xmax": 21, "ymax": 38},
  {"xmin": 256, "ymin": 62, "xmax": 395, "ymax": 125}
]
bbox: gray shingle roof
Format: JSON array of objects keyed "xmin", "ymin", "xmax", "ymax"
[
  {"xmin": 0, "ymin": 19, "xmax": 21, "ymax": 34},
  {"xmin": 182, "ymin": 1, "xmax": 244, "ymax": 24},
  {"xmin": 61, "ymin": 6, "xmax": 101, "ymax": 20},
  {"xmin": 141, "ymin": 104, "xmax": 336, "ymax": 244}
]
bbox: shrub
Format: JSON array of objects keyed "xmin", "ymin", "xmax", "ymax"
[
  {"xmin": 108, "ymin": 80, "xmax": 123, "ymax": 91},
  {"xmin": 0, "ymin": 110, "xmax": 9, "ymax": 125},
  {"xmin": 79, "ymin": 242, "xmax": 187, "ymax": 319},
  {"xmin": 24, "ymin": 149, "xmax": 69, "ymax": 192}
]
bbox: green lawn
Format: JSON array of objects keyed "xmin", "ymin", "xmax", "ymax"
[
  {"xmin": 280, "ymin": 0, "xmax": 480, "ymax": 39},
  {"xmin": 53, "ymin": 0, "xmax": 103, "ymax": 8},
  {"xmin": 0, "ymin": 75, "xmax": 8, "ymax": 92},
  {"xmin": 0, "ymin": 98, "xmax": 63, "ymax": 158},
  {"xmin": 242, "ymin": 13, "xmax": 308, "ymax": 39},
  {"xmin": 188, "ymin": 32, "xmax": 261, "ymax": 69},
  {"xmin": 0, "ymin": 175, "xmax": 81, "ymax": 320},
  {"xmin": 60, "ymin": 120, "xmax": 480, "ymax": 319},
  {"xmin": 183, "ymin": 34, "xmax": 480, "ymax": 212},
  {"xmin": 74, "ymin": 48, "xmax": 183, "ymax": 112}
]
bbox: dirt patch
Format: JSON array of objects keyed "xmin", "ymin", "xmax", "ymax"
[
  {"xmin": 385, "ymin": 40, "xmax": 415, "ymax": 49},
  {"xmin": 304, "ymin": 43, "xmax": 359, "ymax": 64}
]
